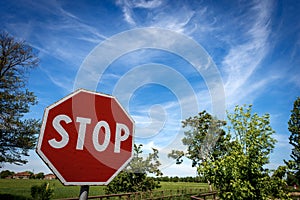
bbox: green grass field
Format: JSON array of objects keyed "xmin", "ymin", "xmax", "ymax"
[{"xmin": 0, "ymin": 179, "xmax": 208, "ymax": 199}]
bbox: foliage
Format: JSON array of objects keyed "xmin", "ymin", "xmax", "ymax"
[
  {"xmin": 0, "ymin": 169, "xmax": 14, "ymax": 178},
  {"xmin": 105, "ymin": 144, "xmax": 162, "ymax": 194},
  {"xmin": 35, "ymin": 172, "xmax": 45, "ymax": 180},
  {"xmin": 27, "ymin": 171, "xmax": 34, "ymax": 179},
  {"xmin": 269, "ymin": 166, "xmax": 291, "ymax": 199},
  {"xmin": 286, "ymin": 97, "xmax": 300, "ymax": 183},
  {"xmin": 168, "ymin": 110, "xmax": 226, "ymax": 166},
  {"xmin": 30, "ymin": 182, "xmax": 53, "ymax": 200},
  {"xmin": 168, "ymin": 110, "xmax": 226, "ymax": 191},
  {"xmin": 198, "ymin": 105, "xmax": 289, "ymax": 199},
  {"xmin": 0, "ymin": 31, "xmax": 40, "ymax": 165},
  {"xmin": 287, "ymin": 171, "xmax": 299, "ymax": 186},
  {"xmin": 171, "ymin": 105, "xmax": 290, "ymax": 199}
]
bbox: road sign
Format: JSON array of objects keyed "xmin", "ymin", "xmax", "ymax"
[{"xmin": 36, "ymin": 89, "xmax": 134, "ymax": 185}]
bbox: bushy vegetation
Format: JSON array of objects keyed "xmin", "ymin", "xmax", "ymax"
[
  {"xmin": 31, "ymin": 182, "xmax": 54, "ymax": 200},
  {"xmin": 170, "ymin": 105, "xmax": 292, "ymax": 199},
  {"xmin": 0, "ymin": 170, "xmax": 14, "ymax": 178},
  {"xmin": 105, "ymin": 144, "xmax": 162, "ymax": 194}
]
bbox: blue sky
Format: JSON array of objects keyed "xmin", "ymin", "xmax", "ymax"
[{"xmin": 1, "ymin": 0, "xmax": 299, "ymax": 177}]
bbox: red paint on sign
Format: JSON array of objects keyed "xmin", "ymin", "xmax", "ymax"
[{"xmin": 36, "ymin": 89, "xmax": 134, "ymax": 185}]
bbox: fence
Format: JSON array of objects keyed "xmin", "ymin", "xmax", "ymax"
[
  {"xmin": 190, "ymin": 191, "xmax": 218, "ymax": 200},
  {"xmin": 60, "ymin": 188, "xmax": 212, "ymax": 200}
]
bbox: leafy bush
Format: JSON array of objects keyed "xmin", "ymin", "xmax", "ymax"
[
  {"xmin": 105, "ymin": 144, "xmax": 162, "ymax": 194},
  {"xmin": 31, "ymin": 182, "xmax": 53, "ymax": 200}
]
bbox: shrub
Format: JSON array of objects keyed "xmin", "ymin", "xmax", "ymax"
[{"xmin": 31, "ymin": 182, "xmax": 53, "ymax": 200}]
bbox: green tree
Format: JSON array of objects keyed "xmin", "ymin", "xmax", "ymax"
[
  {"xmin": 287, "ymin": 97, "xmax": 300, "ymax": 183},
  {"xmin": 169, "ymin": 111, "xmax": 226, "ymax": 166},
  {"xmin": 168, "ymin": 110, "xmax": 226, "ymax": 190},
  {"xmin": 198, "ymin": 105, "xmax": 289, "ymax": 199},
  {"xmin": 171, "ymin": 105, "xmax": 289, "ymax": 199},
  {"xmin": 0, "ymin": 31, "xmax": 40, "ymax": 165},
  {"xmin": 27, "ymin": 171, "xmax": 34, "ymax": 179},
  {"xmin": 35, "ymin": 172, "xmax": 45, "ymax": 180},
  {"xmin": 0, "ymin": 170, "xmax": 14, "ymax": 178},
  {"xmin": 105, "ymin": 144, "xmax": 162, "ymax": 194}
]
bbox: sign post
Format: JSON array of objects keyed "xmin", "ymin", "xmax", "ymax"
[
  {"xmin": 36, "ymin": 89, "xmax": 134, "ymax": 198},
  {"xmin": 79, "ymin": 185, "xmax": 89, "ymax": 200}
]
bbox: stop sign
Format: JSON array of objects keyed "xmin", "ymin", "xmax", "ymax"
[{"xmin": 36, "ymin": 89, "xmax": 134, "ymax": 185}]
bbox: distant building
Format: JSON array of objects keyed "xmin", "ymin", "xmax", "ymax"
[
  {"xmin": 13, "ymin": 171, "xmax": 31, "ymax": 179},
  {"xmin": 44, "ymin": 173, "xmax": 56, "ymax": 180}
]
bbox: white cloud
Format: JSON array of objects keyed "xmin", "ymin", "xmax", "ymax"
[
  {"xmin": 161, "ymin": 158, "xmax": 197, "ymax": 177},
  {"xmin": 142, "ymin": 141, "xmax": 160, "ymax": 152},
  {"xmin": 123, "ymin": 5, "xmax": 136, "ymax": 25},
  {"xmin": 132, "ymin": 0, "xmax": 163, "ymax": 9},
  {"xmin": 222, "ymin": 1, "xmax": 273, "ymax": 107},
  {"xmin": 116, "ymin": 0, "xmax": 197, "ymax": 34},
  {"xmin": 117, "ymin": 0, "xmax": 163, "ymax": 26},
  {"xmin": 116, "ymin": 0, "xmax": 137, "ymax": 25},
  {"xmin": 273, "ymin": 132, "xmax": 291, "ymax": 149},
  {"xmin": 2, "ymin": 150, "xmax": 52, "ymax": 174},
  {"xmin": 131, "ymin": 106, "xmax": 167, "ymax": 139},
  {"xmin": 5, "ymin": 0, "xmax": 107, "ymax": 68},
  {"xmin": 151, "ymin": 7, "xmax": 195, "ymax": 33},
  {"xmin": 136, "ymin": 140, "xmax": 196, "ymax": 177}
]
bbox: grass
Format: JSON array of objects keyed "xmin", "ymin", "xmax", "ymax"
[
  {"xmin": 0, "ymin": 179, "xmax": 208, "ymax": 199},
  {"xmin": 0, "ymin": 179, "xmax": 105, "ymax": 199},
  {"xmin": 159, "ymin": 181, "xmax": 207, "ymax": 190}
]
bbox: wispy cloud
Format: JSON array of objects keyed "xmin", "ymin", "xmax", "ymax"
[
  {"xmin": 40, "ymin": 67, "xmax": 74, "ymax": 93},
  {"xmin": 116, "ymin": 0, "xmax": 197, "ymax": 34},
  {"xmin": 116, "ymin": 0, "xmax": 137, "ymax": 25},
  {"xmin": 222, "ymin": 1, "xmax": 274, "ymax": 106},
  {"xmin": 116, "ymin": 0, "xmax": 163, "ymax": 25},
  {"xmin": 3, "ymin": 0, "xmax": 111, "ymax": 92},
  {"xmin": 132, "ymin": 0, "xmax": 163, "ymax": 9},
  {"xmin": 4, "ymin": 0, "xmax": 107, "ymax": 66}
]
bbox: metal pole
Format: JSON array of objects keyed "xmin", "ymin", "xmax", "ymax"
[{"xmin": 79, "ymin": 185, "xmax": 89, "ymax": 200}]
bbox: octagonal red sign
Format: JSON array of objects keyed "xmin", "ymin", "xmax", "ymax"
[{"xmin": 36, "ymin": 89, "xmax": 134, "ymax": 185}]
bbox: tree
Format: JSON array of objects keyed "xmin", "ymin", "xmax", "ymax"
[
  {"xmin": 27, "ymin": 171, "xmax": 34, "ymax": 179},
  {"xmin": 0, "ymin": 31, "xmax": 40, "ymax": 166},
  {"xmin": 169, "ymin": 111, "xmax": 226, "ymax": 165},
  {"xmin": 0, "ymin": 170, "xmax": 14, "ymax": 178},
  {"xmin": 198, "ymin": 105, "xmax": 289, "ymax": 199},
  {"xmin": 171, "ymin": 105, "xmax": 289, "ymax": 199},
  {"xmin": 287, "ymin": 97, "xmax": 300, "ymax": 182},
  {"xmin": 168, "ymin": 110, "xmax": 226, "ymax": 190},
  {"xmin": 105, "ymin": 144, "xmax": 162, "ymax": 194},
  {"xmin": 35, "ymin": 172, "xmax": 45, "ymax": 180}
]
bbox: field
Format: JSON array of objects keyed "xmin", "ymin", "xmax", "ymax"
[{"xmin": 0, "ymin": 179, "xmax": 208, "ymax": 199}]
